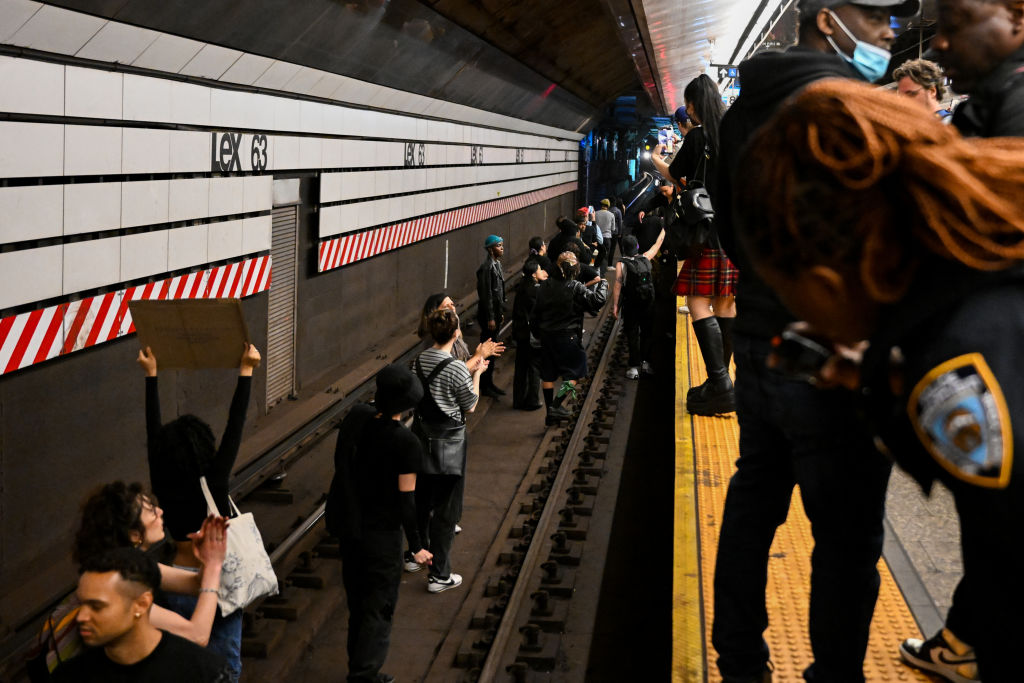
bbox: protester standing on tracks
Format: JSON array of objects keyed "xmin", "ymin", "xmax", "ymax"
[
  {"xmin": 417, "ymin": 293, "xmax": 504, "ymax": 372},
  {"xmin": 734, "ymin": 77, "xmax": 1024, "ymax": 683},
  {"xmin": 73, "ymin": 482, "xmax": 228, "ymax": 649},
  {"xmin": 326, "ymin": 364, "xmax": 432, "ymax": 683},
  {"xmin": 476, "ymin": 235, "xmax": 507, "ymax": 399},
  {"xmin": 136, "ymin": 343, "xmax": 260, "ymax": 682},
  {"xmin": 511, "ymin": 260, "xmax": 548, "ymax": 411},
  {"xmin": 534, "ymin": 251, "xmax": 608, "ymax": 426},
  {"xmin": 595, "ymin": 199, "xmax": 616, "ymax": 267},
  {"xmin": 710, "ymin": 1, "xmax": 917, "ymax": 681},
  {"xmin": 613, "ymin": 230, "xmax": 665, "ymax": 380},
  {"xmin": 412, "ymin": 309, "xmax": 483, "ymax": 593},
  {"xmin": 53, "ymin": 548, "xmax": 233, "ymax": 682}
]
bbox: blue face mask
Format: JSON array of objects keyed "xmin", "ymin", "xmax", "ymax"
[{"xmin": 825, "ymin": 11, "xmax": 891, "ymax": 83}]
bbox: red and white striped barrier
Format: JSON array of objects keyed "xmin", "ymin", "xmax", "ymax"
[
  {"xmin": 0, "ymin": 255, "xmax": 272, "ymax": 377},
  {"xmin": 318, "ymin": 182, "xmax": 577, "ymax": 272}
]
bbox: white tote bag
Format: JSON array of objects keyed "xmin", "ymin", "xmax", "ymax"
[{"xmin": 200, "ymin": 477, "xmax": 279, "ymax": 616}]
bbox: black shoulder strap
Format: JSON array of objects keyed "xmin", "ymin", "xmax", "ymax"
[{"xmin": 415, "ymin": 355, "xmax": 456, "ymax": 387}]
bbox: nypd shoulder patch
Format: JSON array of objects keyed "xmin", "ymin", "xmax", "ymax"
[{"xmin": 908, "ymin": 353, "xmax": 1013, "ymax": 488}]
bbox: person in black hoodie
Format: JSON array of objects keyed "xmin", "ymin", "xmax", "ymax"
[
  {"xmin": 733, "ymin": 76, "xmax": 1024, "ymax": 683},
  {"xmin": 710, "ymin": 1, "xmax": 918, "ymax": 682},
  {"xmin": 894, "ymin": 4, "xmax": 1024, "ymax": 679}
]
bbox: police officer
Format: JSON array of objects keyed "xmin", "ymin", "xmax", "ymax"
[
  {"xmin": 733, "ymin": 77, "xmax": 1024, "ymax": 683},
  {"xmin": 476, "ymin": 235, "xmax": 506, "ymax": 398}
]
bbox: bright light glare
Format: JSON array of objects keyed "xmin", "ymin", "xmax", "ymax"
[{"xmin": 642, "ymin": 152, "xmax": 651, "ymax": 159}]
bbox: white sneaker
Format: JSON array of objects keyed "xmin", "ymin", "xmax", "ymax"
[
  {"xmin": 626, "ymin": 367, "xmax": 640, "ymax": 380},
  {"xmin": 641, "ymin": 361, "xmax": 654, "ymax": 376},
  {"xmin": 427, "ymin": 573, "xmax": 463, "ymax": 593},
  {"xmin": 455, "ymin": 524, "xmax": 462, "ymax": 534},
  {"xmin": 403, "ymin": 551, "xmax": 422, "ymax": 573}
]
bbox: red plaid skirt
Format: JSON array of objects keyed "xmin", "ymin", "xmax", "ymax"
[{"xmin": 673, "ymin": 247, "xmax": 739, "ymax": 297}]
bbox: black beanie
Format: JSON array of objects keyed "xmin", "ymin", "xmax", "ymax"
[{"xmin": 374, "ymin": 364, "xmax": 423, "ymax": 415}]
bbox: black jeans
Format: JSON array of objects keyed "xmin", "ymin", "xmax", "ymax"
[
  {"xmin": 340, "ymin": 529, "xmax": 403, "ymax": 682},
  {"xmin": 712, "ymin": 333, "xmax": 891, "ymax": 682},
  {"xmin": 415, "ymin": 474, "xmax": 461, "ymax": 579},
  {"xmin": 512, "ymin": 333, "xmax": 542, "ymax": 407},
  {"xmin": 623, "ymin": 303, "xmax": 655, "ymax": 367}
]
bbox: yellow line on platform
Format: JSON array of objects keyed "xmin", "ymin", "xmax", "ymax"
[
  {"xmin": 673, "ymin": 300, "xmax": 706, "ymax": 682},
  {"xmin": 674, "ymin": 303, "xmax": 930, "ymax": 682}
]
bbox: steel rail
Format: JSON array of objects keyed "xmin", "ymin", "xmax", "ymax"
[{"xmin": 477, "ymin": 315, "xmax": 622, "ymax": 681}]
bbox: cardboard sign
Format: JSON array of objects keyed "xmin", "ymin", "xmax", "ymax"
[{"xmin": 129, "ymin": 299, "xmax": 250, "ymax": 369}]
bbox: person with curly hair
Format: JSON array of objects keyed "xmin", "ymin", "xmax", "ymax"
[
  {"xmin": 735, "ymin": 77, "xmax": 1024, "ymax": 683},
  {"xmin": 73, "ymin": 482, "xmax": 227, "ymax": 649},
  {"xmin": 135, "ymin": 344, "xmax": 260, "ymax": 681}
]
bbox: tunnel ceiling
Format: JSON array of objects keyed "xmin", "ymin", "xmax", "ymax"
[{"xmin": 417, "ymin": 0, "xmax": 653, "ymax": 111}]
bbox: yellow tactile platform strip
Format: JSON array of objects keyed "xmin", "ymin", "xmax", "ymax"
[{"xmin": 673, "ymin": 304, "xmax": 932, "ymax": 682}]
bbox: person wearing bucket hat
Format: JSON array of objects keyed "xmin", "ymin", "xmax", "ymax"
[
  {"xmin": 476, "ymin": 235, "xmax": 506, "ymax": 398},
  {"xmin": 709, "ymin": 1, "xmax": 917, "ymax": 682},
  {"xmin": 326, "ymin": 363, "xmax": 431, "ymax": 683}
]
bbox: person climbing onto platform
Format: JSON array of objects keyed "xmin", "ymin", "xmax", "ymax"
[
  {"xmin": 476, "ymin": 235, "xmax": 507, "ymax": 399},
  {"xmin": 533, "ymin": 251, "xmax": 608, "ymax": 426},
  {"xmin": 711, "ymin": 0, "xmax": 918, "ymax": 680},
  {"xmin": 136, "ymin": 343, "xmax": 260, "ymax": 682},
  {"xmin": 734, "ymin": 76, "xmax": 1024, "ymax": 683},
  {"xmin": 326, "ymin": 364, "xmax": 432, "ymax": 682},
  {"xmin": 613, "ymin": 230, "xmax": 664, "ymax": 379}
]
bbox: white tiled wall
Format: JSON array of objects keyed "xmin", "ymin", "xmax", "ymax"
[
  {"xmin": 120, "ymin": 229, "xmax": 168, "ymax": 281},
  {"xmin": 63, "ymin": 236, "xmax": 120, "ymax": 294},
  {"xmin": 0, "ymin": 245, "xmax": 62, "ymax": 309},
  {"xmin": 207, "ymin": 219, "xmax": 243, "ymax": 261},
  {"xmin": 168, "ymin": 223, "xmax": 209, "ymax": 270},
  {"xmin": 121, "ymin": 180, "xmax": 169, "ymax": 229},
  {"xmin": 0, "ymin": 185, "xmax": 63, "ymax": 242},
  {"xmin": 64, "ymin": 182, "xmax": 120, "ymax": 235},
  {"xmin": 0, "ymin": 51, "xmax": 577, "ymax": 309}
]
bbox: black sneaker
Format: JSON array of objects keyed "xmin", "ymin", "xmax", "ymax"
[
  {"xmin": 899, "ymin": 629, "xmax": 979, "ymax": 683},
  {"xmin": 545, "ymin": 405, "xmax": 571, "ymax": 426}
]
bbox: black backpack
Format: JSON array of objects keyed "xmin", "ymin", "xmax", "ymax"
[
  {"xmin": 621, "ymin": 256, "xmax": 655, "ymax": 304},
  {"xmin": 325, "ymin": 404, "xmax": 375, "ymax": 541}
]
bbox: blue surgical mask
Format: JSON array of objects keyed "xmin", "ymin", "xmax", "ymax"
[{"xmin": 825, "ymin": 11, "xmax": 891, "ymax": 83}]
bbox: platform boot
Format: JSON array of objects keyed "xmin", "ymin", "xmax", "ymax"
[
  {"xmin": 688, "ymin": 315, "xmax": 735, "ymax": 401},
  {"xmin": 686, "ymin": 317, "xmax": 735, "ymax": 416}
]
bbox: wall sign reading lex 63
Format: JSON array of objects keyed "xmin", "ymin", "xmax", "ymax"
[{"xmin": 211, "ymin": 132, "xmax": 270, "ymax": 172}]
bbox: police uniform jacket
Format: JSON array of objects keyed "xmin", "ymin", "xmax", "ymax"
[
  {"xmin": 860, "ymin": 261, "xmax": 1024, "ymax": 678},
  {"xmin": 476, "ymin": 256, "xmax": 505, "ymax": 325}
]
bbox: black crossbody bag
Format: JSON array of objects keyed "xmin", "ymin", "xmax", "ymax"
[{"xmin": 412, "ymin": 355, "xmax": 467, "ymax": 476}]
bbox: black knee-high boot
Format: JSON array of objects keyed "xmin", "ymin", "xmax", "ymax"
[
  {"xmin": 716, "ymin": 316, "xmax": 735, "ymax": 370},
  {"xmin": 686, "ymin": 317, "xmax": 735, "ymax": 415}
]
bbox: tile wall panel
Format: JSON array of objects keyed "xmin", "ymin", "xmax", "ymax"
[
  {"xmin": 0, "ymin": 245, "xmax": 62, "ymax": 309},
  {"xmin": 63, "ymin": 236, "xmax": 120, "ymax": 294},
  {"xmin": 0, "ymin": 55, "xmax": 63, "ymax": 116},
  {"xmin": 120, "ymin": 229, "xmax": 168, "ymax": 281},
  {"xmin": 0, "ymin": 184, "xmax": 62, "ymax": 242},
  {"xmin": 63, "ymin": 182, "xmax": 120, "ymax": 235}
]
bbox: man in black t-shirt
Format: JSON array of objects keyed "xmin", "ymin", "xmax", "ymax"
[
  {"xmin": 54, "ymin": 548, "xmax": 230, "ymax": 683},
  {"xmin": 330, "ymin": 364, "xmax": 431, "ymax": 683}
]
